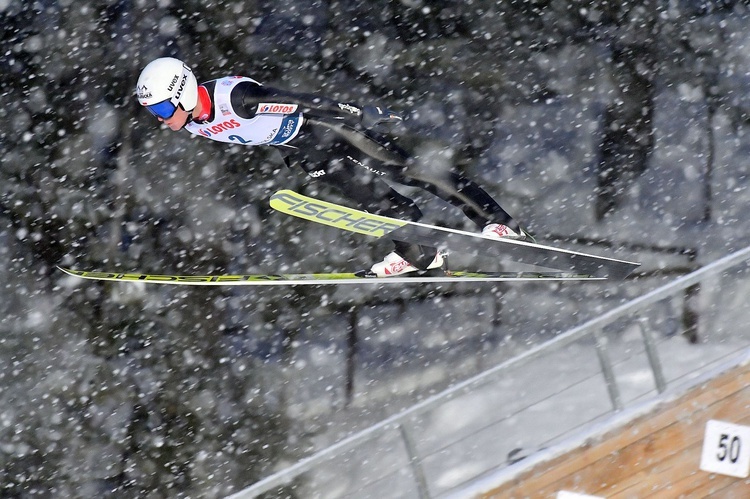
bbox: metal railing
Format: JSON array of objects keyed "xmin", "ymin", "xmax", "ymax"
[{"xmin": 228, "ymin": 244, "xmax": 750, "ymax": 498}]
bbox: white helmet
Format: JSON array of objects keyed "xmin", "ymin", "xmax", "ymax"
[{"xmin": 136, "ymin": 57, "xmax": 198, "ymax": 119}]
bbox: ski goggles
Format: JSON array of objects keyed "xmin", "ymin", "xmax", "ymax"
[{"xmin": 145, "ymin": 99, "xmax": 179, "ymax": 120}]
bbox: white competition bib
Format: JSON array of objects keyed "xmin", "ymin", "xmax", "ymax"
[{"xmin": 185, "ymin": 76, "xmax": 303, "ymax": 145}]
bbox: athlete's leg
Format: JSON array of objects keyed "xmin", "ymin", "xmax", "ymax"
[
  {"xmin": 321, "ymin": 120, "xmax": 522, "ymax": 231},
  {"xmin": 396, "ymin": 169, "xmax": 521, "ymax": 231},
  {"xmin": 281, "ymin": 127, "xmax": 439, "ymax": 269}
]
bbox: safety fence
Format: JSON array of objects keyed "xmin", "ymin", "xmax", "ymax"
[{"xmin": 228, "ymin": 245, "xmax": 750, "ymax": 498}]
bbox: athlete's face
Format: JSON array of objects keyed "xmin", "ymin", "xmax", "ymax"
[{"xmin": 159, "ymin": 107, "xmax": 190, "ymax": 131}]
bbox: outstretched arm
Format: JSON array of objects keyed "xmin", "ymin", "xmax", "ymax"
[{"xmin": 236, "ymin": 82, "xmax": 403, "ymax": 132}]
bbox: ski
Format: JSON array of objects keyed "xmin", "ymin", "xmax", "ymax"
[
  {"xmin": 270, "ymin": 190, "xmax": 640, "ymax": 280},
  {"xmin": 58, "ymin": 267, "xmax": 602, "ymax": 286}
]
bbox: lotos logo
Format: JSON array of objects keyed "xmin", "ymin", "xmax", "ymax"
[
  {"xmin": 257, "ymin": 103, "xmax": 298, "ymax": 114},
  {"xmin": 198, "ymin": 119, "xmax": 241, "ymax": 137}
]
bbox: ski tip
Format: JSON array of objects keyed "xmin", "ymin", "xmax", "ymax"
[
  {"xmin": 599, "ymin": 261, "xmax": 641, "ymax": 280},
  {"xmin": 57, "ymin": 266, "xmax": 77, "ymax": 276}
]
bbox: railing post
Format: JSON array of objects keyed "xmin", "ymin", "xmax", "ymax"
[
  {"xmin": 682, "ymin": 248, "xmax": 700, "ymax": 343},
  {"xmin": 638, "ymin": 318, "xmax": 667, "ymax": 393},
  {"xmin": 399, "ymin": 423, "xmax": 431, "ymax": 499},
  {"xmin": 683, "ymin": 282, "xmax": 701, "ymax": 344},
  {"xmin": 593, "ymin": 328, "xmax": 623, "ymax": 411}
]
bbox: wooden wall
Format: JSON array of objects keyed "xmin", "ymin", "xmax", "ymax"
[{"xmin": 479, "ymin": 363, "xmax": 750, "ymax": 498}]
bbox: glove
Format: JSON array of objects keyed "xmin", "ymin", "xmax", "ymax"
[{"xmin": 360, "ymin": 105, "xmax": 403, "ymax": 133}]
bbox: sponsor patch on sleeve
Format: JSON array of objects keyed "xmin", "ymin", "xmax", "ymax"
[
  {"xmin": 256, "ymin": 103, "xmax": 299, "ymax": 114},
  {"xmin": 338, "ymin": 103, "xmax": 361, "ymax": 115}
]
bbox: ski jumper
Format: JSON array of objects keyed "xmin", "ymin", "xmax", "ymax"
[{"xmin": 185, "ymin": 77, "xmax": 518, "ymax": 269}]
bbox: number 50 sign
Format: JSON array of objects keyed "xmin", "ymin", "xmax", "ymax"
[{"xmin": 699, "ymin": 420, "xmax": 750, "ymax": 478}]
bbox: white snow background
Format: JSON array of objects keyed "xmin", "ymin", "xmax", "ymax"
[{"xmin": 4, "ymin": 2, "xmax": 750, "ymax": 498}]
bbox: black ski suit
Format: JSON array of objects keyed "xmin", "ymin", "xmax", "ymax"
[{"xmin": 193, "ymin": 79, "xmax": 519, "ymax": 269}]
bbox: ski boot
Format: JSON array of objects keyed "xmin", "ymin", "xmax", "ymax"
[{"xmin": 366, "ymin": 249, "xmax": 447, "ymax": 277}]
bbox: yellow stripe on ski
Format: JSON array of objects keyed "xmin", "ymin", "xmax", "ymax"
[
  {"xmin": 58, "ymin": 267, "xmax": 602, "ymax": 286},
  {"xmin": 270, "ymin": 189, "xmax": 407, "ymax": 238}
]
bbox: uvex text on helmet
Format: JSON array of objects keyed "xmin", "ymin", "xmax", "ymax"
[{"xmin": 136, "ymin": 57, "xmax": 198, "ymax": 112}]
